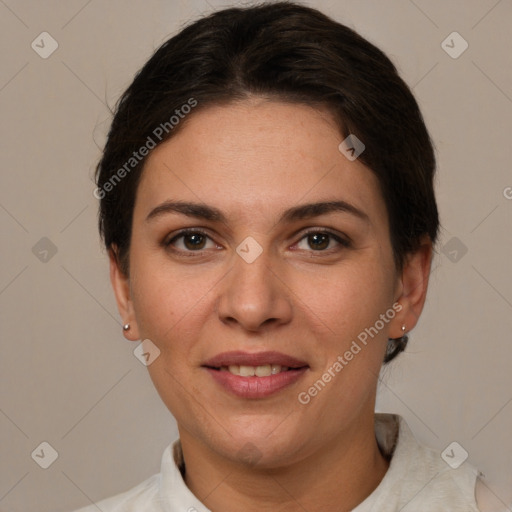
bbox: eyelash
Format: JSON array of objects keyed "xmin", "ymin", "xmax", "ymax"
[{"xmin": 163, "ymin": 227, "xmax": 351, "ymax": 257}]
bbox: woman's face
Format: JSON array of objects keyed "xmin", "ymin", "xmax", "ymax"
[{"xmin": 113, "ymin": 99, "xmax": 419, "ymax": 467}]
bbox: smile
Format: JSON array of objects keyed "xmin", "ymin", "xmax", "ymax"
[
  {"xmin": 203, "ymin": 351, "xmax": 309, "ymax": 398},
  {"xmin": 220, "ymin": 364, "xmax": 289, "ymax": 377}
]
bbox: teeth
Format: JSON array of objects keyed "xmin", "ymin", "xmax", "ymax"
[
  {"xmin": 271, "ymin": 364, "xmax": 281, "ymax": 375},
  {"xmin": 228, "ymin": 365, "xmax": 240, "ymax": 375},
  {"xmin": 240, "ymin": 365, "xmax": 255, "ymax": 377},
  {"xmin": 221, "ymin": 364, "xmax": 289, "ymax": 376},
  {"xmin": 255, "ymin": 364, "xmax": 272, "ymax": 377}
]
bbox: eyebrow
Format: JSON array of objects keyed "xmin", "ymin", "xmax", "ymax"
[{"xmin": 145, "ymin": 199, "xmax": 369, "ymax": 225}]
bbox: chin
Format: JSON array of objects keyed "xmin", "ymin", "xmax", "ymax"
[{"xmin": 212, "ymin": 420, "xmax": 312, "ymax": 469}]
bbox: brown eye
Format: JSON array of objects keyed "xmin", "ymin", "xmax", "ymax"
[
  {"xmin": 307, "ymin": 233, "xmax": 330, "ymax": 250},
  {"xmin": 165, "ymin": 229, "xmax": 217, "ymax": 253},
  {"xmin": 182, "ymin": 233, "xmax": 207, "ymax": 250},
  {"xmin": 296, "ymin": 230, "xmax": 350, "ymax": 252}
]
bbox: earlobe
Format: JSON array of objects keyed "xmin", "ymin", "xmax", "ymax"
[
  {"xmin": 390, "ymin": 235, "xmax": 433, "ymax": 338},
  {"xmin": 109, "ymin": 247, "xmax": 140, "ymax": 341}
]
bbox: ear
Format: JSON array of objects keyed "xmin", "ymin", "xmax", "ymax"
[
  {"xmin": 389, "ymin": 235, "xmax": 433, "ymax": 338},
  {"xmin": 109, "ymin": 247, "xmax": 140, "ymax": 341}
]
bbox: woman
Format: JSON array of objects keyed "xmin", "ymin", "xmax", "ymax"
[{"xmin": 76, "ymin": 3, "xmax": 489, "ymax": 510}]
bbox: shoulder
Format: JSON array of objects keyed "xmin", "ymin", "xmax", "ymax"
[
  {"xmin": 362, "ymin": 414, "xmax": 485, "ymax": 511},
  {"xmin": 71, "ymin": 473, "xmax": 161, "ymax": 512},
  {"xmin": 71, "ymin": 440, "xmax": 210, "ymax": 512}
]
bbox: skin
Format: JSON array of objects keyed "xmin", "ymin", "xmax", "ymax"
[{"xmin": 110, "ymin": 98, "xmax": 433, "ymax": 512}]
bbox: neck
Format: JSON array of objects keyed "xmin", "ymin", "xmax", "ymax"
[{"xmin": 180, "ymin": 411, "xmax": 390, "ymax": 512}]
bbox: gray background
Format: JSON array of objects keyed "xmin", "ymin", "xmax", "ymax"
[{"xmin": 0, "ymin": 1, "xmax": 511, "ymax": 511}]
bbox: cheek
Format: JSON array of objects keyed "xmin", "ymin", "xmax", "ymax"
[
  {"xmin": 291, "ymin": 258, "xmax": 394, "ymax": 342},
  {"xmin": 128, "ymin": 254, "xmax": 219, "ymax": 424},
  {"xmin": 292, "ymin": 264, "xmax": 392, "ymax": 417},
  {"xmin": 129, "ymin": 253, "xmax": 200, "ymax": 341}
]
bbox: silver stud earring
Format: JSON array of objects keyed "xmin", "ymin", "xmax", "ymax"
[
  {"xmin": 401, "ymin": 325, "xmax": 406, "ymax": 334},
  {"xmin": 123, "ymin": 323, "xmax": 130, "ymax": 331}
]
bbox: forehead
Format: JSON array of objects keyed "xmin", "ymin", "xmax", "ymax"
[{"xmin": 135, "ymin": 100, "xmax": 387, "ymax": 227}]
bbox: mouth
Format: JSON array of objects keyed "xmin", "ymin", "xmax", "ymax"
[
  {"xmin": 215, "ymin": 364, "xmax": 294, "ymax": 377},
  {"xmin": 202, "ymin": 351, "xmax": 309, "ymax": 399}
]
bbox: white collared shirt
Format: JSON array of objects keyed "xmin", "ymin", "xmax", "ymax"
[{"xmin": 73, "ymin": 413, "xmax": 483, "ymax": 511}]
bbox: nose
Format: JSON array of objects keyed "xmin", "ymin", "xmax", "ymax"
[{"xmin": 215, "ymin": 245, "xmax": 293, "ymax": 333}]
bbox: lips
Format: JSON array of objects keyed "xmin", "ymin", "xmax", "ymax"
[
  {"xmin": 203, "ymin": 350, "xmax": 308, "ymax": 369},
  {"xmin": 202, "ymin": 351, "xmax": 309, "ymax": 399}
]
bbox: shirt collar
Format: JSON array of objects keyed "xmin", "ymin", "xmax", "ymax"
[{"xmin": 159, "ymin": 413, "xmax": 403, "ymax": 511}]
